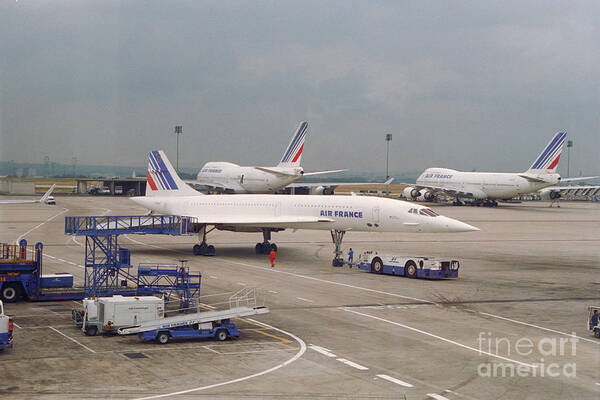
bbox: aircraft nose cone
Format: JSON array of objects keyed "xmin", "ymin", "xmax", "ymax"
[{"xmin": 439, "ymin": 216, "xmax": 480, "ymax": 232}]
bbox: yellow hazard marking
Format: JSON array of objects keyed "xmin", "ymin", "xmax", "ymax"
[{"xmin": 240, "ymin": 318, "xmax": 297, "ymax": 350}]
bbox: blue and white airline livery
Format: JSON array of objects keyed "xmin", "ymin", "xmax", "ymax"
[
  {"xmin": 134, "ymin": 150, "xmax": 478, "ymax": 265},
  {"xmin": 188, "ymin": 121, "xmax": 346, "ymax": 194},
  {"xmin": 403, "ymin": 132, "xmax": 594, "ymax": 206}
]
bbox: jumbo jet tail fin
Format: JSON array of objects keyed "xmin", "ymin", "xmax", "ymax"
[
  {"xmin": 146, "ymin": 150, "xmax": 201, "ymax": 197},
  {"xmin": 527, "ymin": 132, "xmax": 567, "ymax": 173},
  {"xmin": 278, "ymin": 121, "xmax": 308, "ymax": 167}
]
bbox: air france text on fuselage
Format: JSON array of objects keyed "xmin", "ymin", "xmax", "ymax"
[
  {"xmin": 424, "ymin": 173, "xmax": 453, "ymax": 179},
  {"xmin": 320, "ymin": 210, "xmax": 363, "ymax": 218}
]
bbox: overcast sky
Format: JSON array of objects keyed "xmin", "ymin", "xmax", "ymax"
[{"xmin": 1, "ymin": 1, "xmax": 598, "ymax": 176}]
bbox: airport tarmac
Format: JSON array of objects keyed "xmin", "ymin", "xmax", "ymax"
[{"xmin": 0, "ymin": 196, "xmax": 599, "ymax": 399}]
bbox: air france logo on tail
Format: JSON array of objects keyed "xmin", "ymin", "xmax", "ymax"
[
  {"xmin": 147, "ymin": 150, "xmax": 179, "ymax": 191},
  {"xmin": 280, "ymin": 121, "xmax": 308, "ymax": 164},
  {"xmin": 530, "ymin": 132, "xmax": 567, "ymax": 171}
]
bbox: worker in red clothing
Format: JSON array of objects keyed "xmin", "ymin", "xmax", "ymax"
[{"xmin": 269, "ymin": 248, "xmax": 276, "ymax": 268}]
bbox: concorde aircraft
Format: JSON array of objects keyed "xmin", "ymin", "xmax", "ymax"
[
  {"xmin": 132, "ymin": 151, "xmax": 478, "ymax": 266},
  {"xmin": 187, "ymin": 121, "xmax": 345, "ymax": 194},
  {"xmin": 403, "ymin": 132, "xmax": 595, "ymax": 206},
  {"xmin": 0, "ymin": 185, "xmax": 55, "ymax": 204}
]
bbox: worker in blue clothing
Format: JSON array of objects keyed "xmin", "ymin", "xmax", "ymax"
[
  {"xmin": 347, "ymin": 248, "xmax": 354, "ymax": 266},
  {"xmin": 591, "ymin": 310, "xmax": 599, "ymax": 328}
]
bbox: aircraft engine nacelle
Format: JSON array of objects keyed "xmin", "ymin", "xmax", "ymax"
[
  {"xmin": 310, "ymin": 186, "xmax": 325, "ymax": 195},
  {"xmin": 403, "ymin": 187, "xmax": 421, "ymax": 200},
  {"xmin": 419, "ymin": 190, "xmax": 436, "ymax": 202},
  {"xmin": 539, "ymin": 189, "xmax": 561, "ymax": 201}
]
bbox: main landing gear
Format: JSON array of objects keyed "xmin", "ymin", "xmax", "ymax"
[
  {"xmin": 452, "ymin": 198, "xmax": 498, "ymax": 207},
  {"xmin": 193, "ymin": 225, "xmax": 216, "ymax": 256},
  {"xmin": 331, "ymin": 230, "xmax": 346, "ymax": 267},
  {"xmin": 255, "ymin": 229, "xmax": 278, "ymax": 254}
]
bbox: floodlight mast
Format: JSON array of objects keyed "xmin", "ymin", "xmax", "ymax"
[
  {"xmin": 175, "ymin": 125, "xmax": 183, "ymax": 173},
  {"xmin": 385, "ymin": 133, "xmax": 392, "ymax": 180}
]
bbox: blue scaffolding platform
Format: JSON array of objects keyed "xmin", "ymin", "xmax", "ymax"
[
  {"xmin": 137, "ymin": 264, "xmax": 201, "ymax": 309},
  {"xmin": 64, "ymin": 215, "xmax": 201, "ymax": 305}
]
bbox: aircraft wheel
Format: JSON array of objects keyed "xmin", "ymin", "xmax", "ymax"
[
  {"xmin": 193, "ymin": 244, "xmax": 202, "ymax": 256},
  {"xmin": 270, "ymin": 243, "xmax": 278, "ymax": 252},
  {"xmin": 371, "ymin": 258, "xmax": 383, "ymax": 274},
  {"xmin": 405, "ymin": 261, "xmax": 417, "ymax": 278},
  {"xmin": 206, "ymin": 245, "xmax": 216, "ymax": 256},
  {"xmin": 156, "ymin": 332, "xmax": 170, "ymax": 344},
  {"xmin": 595, "ymin": 329, "xmax": 600, "ymax": 339},
  {"xmin": 255, "ymin": 243, "xmax": 263, "ymax": 254},
  {"xmin": 216, "ymin": 329, "xmax": 228, "ymax": 341}
]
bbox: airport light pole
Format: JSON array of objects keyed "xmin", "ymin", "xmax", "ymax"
[
  {"xmin": 385, "ymin": 134, "xmax": 392, "ymax": 180},
  {"xmin": 566, "ymin": 140, "xmax": 573, "ymax": 178},
  {"xmin": 175, "ymin": 125, "xmax": 183, "ymax": 173}
]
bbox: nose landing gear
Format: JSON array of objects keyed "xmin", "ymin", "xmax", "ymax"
[{"xmin": 331, "ymin": 230, "xmax": 346, "ymax": 267}]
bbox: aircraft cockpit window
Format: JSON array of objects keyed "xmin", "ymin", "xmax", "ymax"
[
  {"xmin": 408, "ymin": 208, "xmax": 419, "ymax": 214},
  {"xmin": 419, "ymin": 208, "xmax": 439, "ymax": 217}
]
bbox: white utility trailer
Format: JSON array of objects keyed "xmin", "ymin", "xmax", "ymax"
[{"xmin": 72, "ymin": 295, "xmax": 164, "ymax": 336}]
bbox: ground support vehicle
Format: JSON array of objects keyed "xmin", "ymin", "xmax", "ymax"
[
  {"xmin": 0, "ymin": 301, "xmax": 13, "ymax": 351},
  {"xmin": 73, "ymin": 295, "xmax": 164, "ymax": 336},
  {"xmin": 119, "ymin": 287, "xmax": 268, "ymax": 344},
  {"xmin": 0, "ymin": 241, "xmax": 85, "ymax": 302},
  {"xmin": 137, "ymin": 319, "xmax": 240, "ymax": 344},
  {"xmin": 588, "ymin": 305, "xmax": 600, "ymax": 338},
  {"xmin": 356, "ymin": 251, "xmax": 459, "ymax": 279}
]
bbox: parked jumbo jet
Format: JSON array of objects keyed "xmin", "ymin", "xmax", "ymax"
[
  {"xmin": 187, "ymin": 121, "xmax": 345, "ymax": 194},
  {"xmin": 403, "ymin": 132, "xmax": 594, "ymax": 206},
  {"xmin": 0, "ymin": 185, "xmax": 55, "ymax": 204},
  {"xmin": 134, "ymin": 150, "xmax": 478, "ymax": 265}
]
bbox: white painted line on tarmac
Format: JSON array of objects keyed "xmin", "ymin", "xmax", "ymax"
[
  {"xmin": 48, "ymin": 326, "xmax": 96, "ymax": 354},
  {"xmin": 236, "ymin": 282, "xmax": 247, "ymax": 286},
  {"xmin": 222, "ymin": 259, "xmax": 435, "ymax": 304},
  {"xmin": 427, "ymin": 394, "xmax": 450, "ymax": 400},
  {"xmin": 131, "ymin": 319, "xmax": 306, "ymax": 400},
  {"xmin": 12, "ymin": 322, "xmax": 21, "ymax": 329},
  {"xmin": 16, "ymin": 207, "xmax": 69, "ymax": 244},
  {"xmin": 309, "ymin": 344, "xmax": 336, "ymax": 358},
  {"xmin": 124, "ymin": 234, "xmax": 185, "ymax": 253},
  {"xmin": 595, "ymin": 382, "xmax": 600, "ymax": 386},
  {"xmin": 342, "ymin": 308, "xmax": 536, "ymax": 368},
  {"xmin": 199, "ymin": 303, "xmax": 216, "ymax": 310},
  {"xmin": 473, "ymin": 311, "xmax": 599, "ymax": 345},
  {"xmin": 268, "ymin": 290, "xmax": 278, "ymax": 294},
  {"xmin": 222, "ymin": 258, "xmax": 587, "ymax": 344},
  {"xmin": 336, "ymin": 358, "xmax": 369, "ymax": 370},
  {"xmin": 296, "ymin": 297, "xmax": 314, "ymax": 303},
  {"xmin": 376, "ymin": 374, "xmax": 414, "ymax": 388},
  {"xmin": 209, "ymin": 275, "xmax": 219, "ymax": 279},
  {"xmin": 199, "ymin": 292, "xmax": 233, "ymax": 298},
  {"xmin": 202, "ymin": 345, "xmax": 220, "ymax": 354},
  {"xmin": 219, "ymin": 348, "xmax": 291, "ymax": 355}
]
